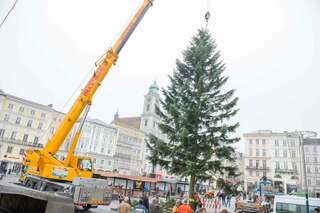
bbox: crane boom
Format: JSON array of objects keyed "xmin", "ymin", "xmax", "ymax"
[{"xmin": 44, "ymin": 0, "xmax": 153, "ymax": 156}]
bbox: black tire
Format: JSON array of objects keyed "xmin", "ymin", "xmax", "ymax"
[{"xmin": 83, "ymin": 205, "xmax": 91, "ymax": 210}]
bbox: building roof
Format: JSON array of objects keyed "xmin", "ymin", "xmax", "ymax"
[
  {"xmin": 112, "ymin": 116, "xmax": 141, "ymax": 130},
  {"xmin": 243, "ymin": 130, "xmax": 300, "ymax": 138},
  {"xmin": 0, "ymin": 89, "xmax": 62, "ymax": 113},
  {"xmin": 303, "ymin": 138, "xmax": 320, "ymax": 146}
]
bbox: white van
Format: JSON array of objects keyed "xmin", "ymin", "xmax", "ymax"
[{"xmin": 274, "ymin": 195, "xmax": 320, "ymax": 213}]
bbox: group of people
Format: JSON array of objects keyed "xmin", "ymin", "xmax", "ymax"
[
  {"xmin": 171, "ymin": 198, "xmax": 230, "ymax": 213},
  {"xmin": 118, "ymin": 193, "xmax": 161, "ymax": 213}
]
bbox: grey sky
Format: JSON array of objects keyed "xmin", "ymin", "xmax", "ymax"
[{"xmin": 1, "ymin": 0, "xmax": 320, "ymax": 149}]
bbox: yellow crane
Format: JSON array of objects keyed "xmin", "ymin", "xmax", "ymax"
[{"xmin": 20, "ymin": 0, "xmax": 154, "ymax": 188}]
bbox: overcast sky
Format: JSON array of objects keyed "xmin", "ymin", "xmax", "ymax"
[{"xmin": 1, "ymin": 0, "xmax": 320, "ymax": 150}]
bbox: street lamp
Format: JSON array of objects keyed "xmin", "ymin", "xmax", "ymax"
[{"xmin": 298, "ymin": 133, "xmax": 309, "ymax": 213}]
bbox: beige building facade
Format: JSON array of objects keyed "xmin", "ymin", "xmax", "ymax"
[
  {"xmin": 0, "ymin": 89, "xmax": 64, "ymax": 172},
  {"xmin": 243, "ymin": 130, "xmax": 303, "ymax": 194}
]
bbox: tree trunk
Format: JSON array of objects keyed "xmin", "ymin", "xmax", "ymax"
[
  {"xmin": 152, "ymin": 164, "xmax": 155, "ymax": 174},
  {"xmin": 189, "ymin": 175, "xmax": 196, "ymax": 198}
]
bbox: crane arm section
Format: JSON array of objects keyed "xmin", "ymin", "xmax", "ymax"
[{"xmin": 43, "ymin": 0, "xmax": 154, "ymax": 156}]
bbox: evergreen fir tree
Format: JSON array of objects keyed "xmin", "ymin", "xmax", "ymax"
[{"xmin": 155, "ymin": 28, "xmax": 240, "ymax": 196}]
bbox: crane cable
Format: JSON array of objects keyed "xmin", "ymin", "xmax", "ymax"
[{"xmin": 0, "ymin": 0, "xmax": 19, "ymax": 30}]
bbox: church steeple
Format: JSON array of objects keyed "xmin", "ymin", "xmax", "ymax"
[
  {"xmin": 141, "ymin": 82, "xmax": 161, "ymax": 133},
  {"xmin": 148, "ymin": 81, "xmax": 159, "ymax": 95}
]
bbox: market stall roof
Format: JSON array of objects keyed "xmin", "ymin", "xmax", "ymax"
[{"xmin": 93, "ymin": 170, "xmax": 158, "ymax": 183}]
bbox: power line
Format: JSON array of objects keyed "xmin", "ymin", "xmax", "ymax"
[{"xmin": 0, "ymin": 0, "xmax": 19, "ymax": 30}]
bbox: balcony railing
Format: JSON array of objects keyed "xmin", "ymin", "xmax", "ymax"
[
  {"xmin": 275, "ymin": 168, "xmax": 298, "ymax": 174},
  {"xmin": 0, "ymin": 137, "xmax": 43, "ymax": 148},
  {"xmin": 246, "ymin": 166, "xmax": 270, "ymax": 170}
]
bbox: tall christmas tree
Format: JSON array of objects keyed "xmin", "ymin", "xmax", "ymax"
[{"xmin": 149, "ymin": 29, "xmax": 240, "ymax": 196}]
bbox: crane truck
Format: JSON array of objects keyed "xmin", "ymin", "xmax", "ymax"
[{"xmin": 0, "ymin": 1, "xmax": 154, "ymax": 213}]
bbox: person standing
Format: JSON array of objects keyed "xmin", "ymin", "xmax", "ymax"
[
  {"xmin": 134, "ymin": 200, "xmax": 148, "ymax": 213},
  {"xmin": 141, "ymin": 193, "xmax": 149, "ymax": 211},
  {"xmin": 172, "ymin": 199, "xmax": 181, "ymax": 213},
  {"xmin": 225, "ymin": 195, "xmax": 231, "ymax": 208},
  {"xmin": 118, "ymin": 197, "xmax": 131, "ymax": 213},
  {"xmin": 177, "ymin": 199, "xmax": 191, "ymax": 213},
  {"xmin": 149, "ymin": 198, "xmax": 160, "ymax": 213}
]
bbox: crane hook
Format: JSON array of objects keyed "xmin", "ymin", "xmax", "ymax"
[{"xmin": 205, "ymin": 11, "xmax": 211, "ymax": 28}]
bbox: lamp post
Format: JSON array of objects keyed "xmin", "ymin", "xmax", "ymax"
[{"xmin": 299, "ymin": 133, "xmax": 309, "ymax": 213}]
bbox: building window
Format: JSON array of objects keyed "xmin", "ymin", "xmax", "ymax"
[
  {"xmin": 6, "ymin": 146, "xmax": 13, "ymax": 154},
  {"xmin": 8, "ymin": 103, "xmax": 13, "ymax": 109},
  {"xmin": 108, "ymin": 161, "xmax": 111, "ymax": 166},
  {"xmin": 262, "ymin": 149, "xmax": 266, "ymax": 156},
  {"xmin": 275, "ymin": 150, "xmax": 279, "ymax": 157},
  {"xmin": 256, "ymin": 149, "xmax": 260, "ymax": 156},
  {"xmin": 314, "ymin": 146, "xmax": 317, "ymax": 153},
  {"xmin": 4, "ymin": 114, "xmax": 10, "ymax": 121},
  {"xmin": 292, "ymin": 162, "xmax": 297, "ymax": 170},
  {"xmin": 100, "ymin": 159, "xmax": 105, "ymax": 165},
  {"xmin": 263, "ymin": 171, "xmax": 267, "ymax": 177},
  {"xmin": 0, "ymin": 129, "xmax": 5, "ymax": 138},
  {"xmin": 19, "ymin": 106, "xmax": 24, "ymax": 112},
  {"xmin": 249, "ymin": 160, "xmax": 253, "ymax": 167},
  {"xmin": 262, "ymin": 139, "xmax": 266, "ymax": 145},
  {"xmin": 93, "ymin": 158, "xmax": 96, "ymax": 164},
  {"xmin": 23, "ymin": 134, "xmax": 28, "ymax": 142},
  {"xmin": 144, "ymin": 120, "xmax": 148, "ymax": 126},
  {"xmin": 307, "ymin": 166, "xmax": 310, "ymax": 173},
  {"xmin": 41, "ymin": 113, "xmax": 46, "ymax": 118},
  {"xmin": 291, "ymin": 150, "xmax": 296, "ymax": 158},
  {"xmin": 291, "ymin": 140, "xmax": 295, "ymax": 147},
  {"xmin": 316, "ymin": 180, "xmax": 320, "ymax": 185},
  {"xmin": 283, "ymin": 140, "xmax": 287, "ymax": 146},
  {"xmin": 249, "ymin": 170, "xmax": 253, "ymax": 176},
  {"xmin": 284, "ymin": 162, "xmax": 288, "ymax": 170},
  {"xmin": 305, "ymin": 147, "xmax": 309, "ymax": 152},
  {"xmin": 275, "ymin": 140, "xmax": 279, "ymax": 146},
  {"xmin": 283, "ymin": 150, "xmax": 287, "ymax": 158},
  {"xmin": 15, "ymin": 117, "xmax": 21, "ymax": 124},
  {"xmin": 256, "ymin": 139, "xmax": 259, "ymax": 145},
  {"xmin": 19, "ymin": 148, "xmax": 24, "ymax": 155},
  {"xmin": 314, "ymin": 157, "xmax": 318, "ymax": 163},
  {"xmin": 315, "ymin": 167, "xmax": 319, "ymax": 173},
  {"xmin": 256, "ymin": 171, "xmax": 260, "ymax": 177},
  {"xmin": 263, "ymin": 160, "xmax": 267, "ymax": 168},
  {"xmin": 306, "ymin": 157, "xmax": 309, "ymax": 163},
  {"xmin": 27, "ymin": 120, "xmax": 32, "ymax": 127},
  {"xmin": 101, "ymin": 147, "xmax": 104, "ymax": 153},
  {"xmin": 146, "ymin": 104, "xmax": 150, "ymax": 112},
  {"xmin": 276, "ymin": 161, "xmax": 280, "ymax": 169},
  {"xmin": 307, "ymin": 179, "xmax": 311, "ymax": 185},
  {"xmin": 249, "ymin": 149, "xmax": 252, "ymax": 156},
  {"xmin": 38, "ymin": 122, "xmax": 43, "ymax": 130},
  {"xmin": 255, "ymin": 160, "xmax": 259, "ymax": 168},
  {"xmin": 34, "ymin": 136, "xmax": 39, "ymax": 144},
  {"xmin": 153, "ymin": 121, "xmax": 156, "ymax": 127},
  {"xmin": 10, "ymin": 131, "xmax": 17, "ymax": 140},
  {"xmin": 30, "ymin": 110, "xmax": 35, "ymax": 115},
  {"xmin": 249, "ymin": 139, "xmax": 252, "ymax": 145}
]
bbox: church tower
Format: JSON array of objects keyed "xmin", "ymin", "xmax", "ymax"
[{"xmin": 140, "ymin": 81, "xmax": 162, "ymax": 139}]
